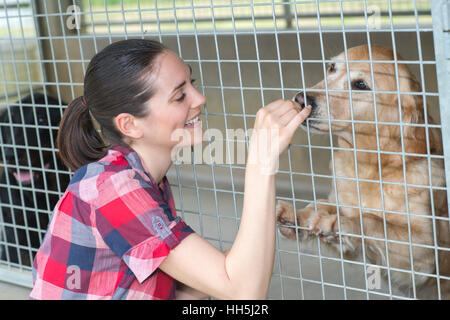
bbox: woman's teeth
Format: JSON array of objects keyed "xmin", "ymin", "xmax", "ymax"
[{"xmin": 185, "ymin": 116, "xmax": 199, "ymax": 126}]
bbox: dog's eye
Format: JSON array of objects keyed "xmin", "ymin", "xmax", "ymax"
[
  {"xmin": 328, "ymin": 63, "xmax": 336, "ymax": 73},
  {"xmin": 38, "ymin": 118, "xmax": 47, "ymax": 126},
  {"xmin": 352, "ymin": 79, "xmax": 370, "ymax": 90}
]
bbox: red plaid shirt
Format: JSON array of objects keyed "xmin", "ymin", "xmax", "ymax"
[{"xmin": 29, "ymin": 146, "xmax": 195, "ymax": 300}]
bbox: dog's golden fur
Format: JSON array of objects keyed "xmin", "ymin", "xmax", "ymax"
[{"xmin": 277, "ymin": 45, "xmax": 450, "ymax": 299}]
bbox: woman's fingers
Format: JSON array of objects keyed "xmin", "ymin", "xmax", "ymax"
[
  {"xmin": 261, "ymin": 99, "xmax": 290, "ymax": 113},
  {"xmin": 255, "ymin": 99, "xmax": 301, "ymax": 128},
  {"xmin": 275, "ymin": 105, "xmax": 311, "ymax": 155},
  {"xmin": 256, "ymin": 99, "xmax": 309, "ymax": 131},
  {"xmin": 259, "ymin": 99, "xmax": 299, "ymax": 117},
  {"xmin": 285, "ymin": 105, "xmax": 311, "ymax": 132},
  {"xmin": 272, "ymin": 100, "xmax": 300, "ymax": 117},
  {"xmin": 251, "ymin": 100, "xmax": 311, "ymax": 166},
  {"xmin": 278, "ymin": 108, "xmax": 301, "ymax": 127}
]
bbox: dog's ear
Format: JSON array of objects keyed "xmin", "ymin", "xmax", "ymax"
[
  {"xmin": 0, "ymin": 108, "xmax": 8, "ymax": 162},
  {"xmin": 0, "ymin": 107, "xmax": 8, "ymax": 123},
  {"xmin": 0, "ymin": 107, "xmax": 14, "ymax": 142},
  {"xmin": 392, "ymin": 65, "xmax": 428, "ymax": 155},
  {"xmin": 398, "ymin": 92, "xmax": 427, "ymax": 154}
]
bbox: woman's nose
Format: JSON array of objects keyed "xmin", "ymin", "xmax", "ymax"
[{"xmin": 193, "ymin": 90, "xmax": 206, "ymax": 108}]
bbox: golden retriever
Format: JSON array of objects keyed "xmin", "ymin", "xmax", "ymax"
[{"xmin": 276, "ymin": 45, "xmax": 450, "ymax": 299}]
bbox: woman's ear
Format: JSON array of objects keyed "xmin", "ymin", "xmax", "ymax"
[{"xmin": 114, "ymin": 113, "xmax": 144, "ymax": 140}]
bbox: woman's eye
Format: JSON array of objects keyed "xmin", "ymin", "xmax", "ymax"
[
  {"xmin": 352, "ymin": 79, "xmax": 369, "ymax": 90},
  {"xmin": 175, "ymin": 93, "xmax": 186, "ymax": 102},
  {"xmin": 175, "ymin": 79, "xmax": 196, "ymax": 102}
]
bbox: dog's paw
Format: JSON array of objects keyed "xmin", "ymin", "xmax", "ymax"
[
  {"xmin": 276, "ymin": 200, "xmax": 303, "ymax": 240},
  {"xmin": 309, "ymin": 212, "xmax": 339, "ymax": 244}
]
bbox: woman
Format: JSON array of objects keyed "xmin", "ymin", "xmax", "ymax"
[{"xmin": 29, "ymin": 39, "xmax": 311, "ymax": 300}]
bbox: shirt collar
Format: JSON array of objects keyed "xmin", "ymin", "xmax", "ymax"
[{"xmin": 111, "ymin": 145, "xmax": 168, "ymax": 193}]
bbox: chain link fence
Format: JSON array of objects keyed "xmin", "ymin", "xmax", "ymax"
[{"xmin": 0, "ymin": 0, "xmax": 449, "ymax": 299}]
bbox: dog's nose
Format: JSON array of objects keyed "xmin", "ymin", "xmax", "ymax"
[{"xmin": 294, "ymin": 91, "xmax": 316, "ymax": 110}]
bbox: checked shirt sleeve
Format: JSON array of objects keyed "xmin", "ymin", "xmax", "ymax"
[{"xmin": 94, "ymin": 169, "xmax": 194, "ymax": 283}]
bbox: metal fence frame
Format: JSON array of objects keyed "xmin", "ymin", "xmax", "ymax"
[{"xmin": 0, "ymin": 0, "xmax": 449, "ymax": 299}]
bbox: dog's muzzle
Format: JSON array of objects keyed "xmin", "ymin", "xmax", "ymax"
[
  {"xmin": 294, "ymin": 91, "xmax": 317, "ymax": 110},
  {"xmin": 12, "ymin": 162, "xmax": 50, "ymax": 185}
]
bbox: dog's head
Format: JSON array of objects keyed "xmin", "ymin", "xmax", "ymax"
[
  {"xmin": 295, "ymin": 45, "xmax": 435, "ymax": 154},
  {"xmin": 0, "ymin": 93, "xmax": 64, "ymax": 183}
]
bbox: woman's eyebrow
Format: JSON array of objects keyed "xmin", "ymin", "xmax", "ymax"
[
  {"xmin": 170, "ymin": 64, "xmax": 193, "ymax": 95},
  {"xmin": 171, "ymin": 80, "xmax": 186, "ymax": 95}
]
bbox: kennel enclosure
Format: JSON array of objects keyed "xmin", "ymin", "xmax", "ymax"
[{"xmin": 0, "ymin": 0, "xmax": 449, "ymax": 299}]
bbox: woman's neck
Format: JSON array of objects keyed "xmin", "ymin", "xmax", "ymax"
[{"xmin": 130, "ymin": 142, "xmax": 173, "ymax": 185}]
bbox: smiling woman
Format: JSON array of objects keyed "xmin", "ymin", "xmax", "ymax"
[
  {"xmin": 106, "ymin": 49, "xmax": 207, "ymax": 184},
  {"xmin": 28, "ymin": 38, "xmax": 311, "ymax": 300}
]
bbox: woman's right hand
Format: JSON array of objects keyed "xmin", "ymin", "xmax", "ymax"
[{"xmin": 247, "ymin": 99, "xmax": 311, "ymax": 173}]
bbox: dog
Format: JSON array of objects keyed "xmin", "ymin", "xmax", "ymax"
[
  {"xmin": 0, "ymin": 92, "xmax": 69, "ymax": 267},
  {"xmin": 276, "ymin": 45, "xmax": 450, "ymax": 299}
]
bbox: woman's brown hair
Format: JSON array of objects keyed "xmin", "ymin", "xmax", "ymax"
[{"xmin": 57, "ymin": 39, "xmax": 165, "ymax": 171}]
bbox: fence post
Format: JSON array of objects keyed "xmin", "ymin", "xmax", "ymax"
[
  {"xmin": 431, "ymin": 0, "xmax": 450, "ymax": 228},
  {"xmin": 283, "ymin": 2, "xmax": 292, "ymax": 29}
]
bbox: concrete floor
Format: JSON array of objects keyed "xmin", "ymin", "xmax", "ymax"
[{"xmin": 0, "ymin": 281, "xmax": 31, "ymax": 300}]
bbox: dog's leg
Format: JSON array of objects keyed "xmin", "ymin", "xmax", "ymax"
[
  {"xmin": 276, "ymin": 200, "xmax": 377, "ymax": 254},
  {"xmin": 277, "ymin": 200, "xmax": 341, "ymax": 242},
  {"xmin": 277, "ymin": 200, "xmax": 445, "ymax": 294},
  {"xmin": 277, "ymin": 200, "xmax": 417, "ymax": 256}
]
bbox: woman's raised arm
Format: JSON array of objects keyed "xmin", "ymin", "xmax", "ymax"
[{"xmin": 159, "ymin": 100, "xmax": 311, "ymax": 300}]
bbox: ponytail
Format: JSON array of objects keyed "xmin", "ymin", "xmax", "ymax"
[
  {"xmin": 57, "ymin": 96, "xmax": 107, "ymax": 172},
  {"xmin": 57, "ymin": 39, "xmax": 166, "ymax": 172}
]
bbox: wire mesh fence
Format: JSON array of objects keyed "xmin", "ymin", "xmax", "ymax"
[
  {"xmin": 77, "ymin": 0, "xmax": 432, "ymax": 34},
  {"xmin": 0, "ymin": 0, "xmax": 449, "ymax": 299}
]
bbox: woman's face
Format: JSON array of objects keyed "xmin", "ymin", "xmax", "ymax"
[{"xmin": 135, "ymin": 50, "xmax": 206, "ymax": 151}]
